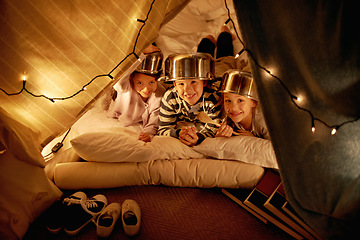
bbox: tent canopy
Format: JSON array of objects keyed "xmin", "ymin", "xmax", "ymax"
[{"xmin": 0, "ymin": 0, "xmax": 189, "ymax": 144}]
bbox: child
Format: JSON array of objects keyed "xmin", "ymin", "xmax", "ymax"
[
  {"xmin": 216, "ymin": 70, "xmax": 270, "ymax": 140},
  {"xmin": 106, "ymin": 44, "xmax": 166, "ymax": 142},
  {"xmin": 157, "ymin": 53, "xmax": 222, "ymax": 146}
]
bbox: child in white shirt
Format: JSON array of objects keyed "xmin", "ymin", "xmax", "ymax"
[{"xmin": 106, "ymin": 45, "xmax": 166, "ymax": 142}]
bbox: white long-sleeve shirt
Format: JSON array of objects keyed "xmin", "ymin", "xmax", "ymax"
[{"xmin": 106, "ymin": 54, "xmax": 166, "ymax": 136}]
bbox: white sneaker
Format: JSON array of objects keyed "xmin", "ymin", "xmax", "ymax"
[
  {"xmin": 121, "ymin": 199, "xmax": 141, "ymax": 236},
  {"xmin": 96, "ymin": 202, "xmax": 121, "ymax": 238}
]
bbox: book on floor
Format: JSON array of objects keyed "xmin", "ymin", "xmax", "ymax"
[
  {"xmin": 282, "ymin": 199, "xmax": 322, "ymax": 239},
  {"xmin": 264, "ymin": 182, "xmax": 318, "ymax": 240},
  {"xmin": 223, "ymin": 168, "xmax": 323, "ymax": 240},
  {"xmin": 222, "ymin": 188, "xmax": 267, "ymax": 224},
  {"xmin": 242, "ymin": 170, "xmax": 303, "ymax": 239}
]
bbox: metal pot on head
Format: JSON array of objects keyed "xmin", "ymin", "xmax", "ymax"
[
  {"xmin": 136, "ymin": 51, "xmax": 163, "ymax": 75},
  {"xmin": 219, "ymin": 70, "xmax": 258, "ymax": 101},
  {"xmin": 159, "ymin": 52, "xmax": 215, "ymax": 82}
]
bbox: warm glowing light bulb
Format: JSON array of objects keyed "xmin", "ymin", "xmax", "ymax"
[
  {"xmin": 82, "ymin": 86, "xmax": 87, "ymax": 91},
  {"xmin": 267, "ymin": 67, "xmax": 277, "ymax": 76},
  {"xmin": 22, "ymin": 71, "xmax": 28, "ymax": 81},
  {"xmin": 293, "ymin": 94, "xmax": 307, "ymax": 105},
  {"xmin": 311, "ymin": 118, "xmax": 315, "ymax": 133},
  {"xmin": 135, "ymin": 18, "xmax": 145, "ymax": 23},
  {"xmin": 263, "ymin": 66, "xmax": 277, "ymax": 79},
  {"xmin": 235, "ymin": 49, "xmax": 245, "ymax": 59},
  {"xmin": 331, "ymin": 128, "xmax": 337, "ymax": 135}
]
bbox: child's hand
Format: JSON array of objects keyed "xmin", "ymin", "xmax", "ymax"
[
  {"xmin": 235, "ymin": 130, "xmax": 255, "ymax": 137},
  {"xmin": 215, "ymin": 123, "xmax": 233, "ymax": 137},
  {"xmin": 179, "ymin": 127, "xmax": 198, "ymax": 146},
  {"xmin": 139, "ymin": 132, "xmax": 151, "ymax": 142}
]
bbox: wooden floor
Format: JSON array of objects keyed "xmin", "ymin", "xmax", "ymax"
[{"xmin": 24, "ymin": 185, "xmax": 294, "ymax": 240}]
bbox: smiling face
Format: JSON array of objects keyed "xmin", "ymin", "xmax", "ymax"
[
  {"xmin": 132, "ymin": 72, "xmax": 158, "ymax": 101},
  {"xmin": 223, "ymin": 92, "xmax": 257, "ymax": 129},
  {"xmin": 173, "ymin": 79, "xmax": 206, "ymax": 105}
]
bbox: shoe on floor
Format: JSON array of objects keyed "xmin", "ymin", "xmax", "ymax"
[
  {"xmin": 121, "ymin": 199, "xmax": 141, "ymax": 236},
  {"xmin": 96, "ymin": 202, "xmax": 121, "ymax": 238},
  {"xmin": 46, "ymin": 191, "xmax": 86, "ymax": 234},
  {"xmin": 64, "ymin": 194, "xmax": 107, "ymax": 236}
]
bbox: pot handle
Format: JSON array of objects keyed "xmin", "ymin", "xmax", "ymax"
[{"xmin": 158, "ymin": 76, "xmax": 168, "ymax": 82}]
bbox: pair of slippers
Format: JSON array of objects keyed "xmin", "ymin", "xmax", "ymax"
[{"xmin": 95, "ymin": 199, "xmax": 141, "ymax": 238}]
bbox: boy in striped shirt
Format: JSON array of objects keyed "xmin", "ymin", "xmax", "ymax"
[{"xmin": 158, "ymin": 53, "xmax": 222, "ymax": 146}]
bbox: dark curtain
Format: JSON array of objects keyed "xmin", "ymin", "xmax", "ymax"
[{"xmin": 233, "ymin": 1, "xmax": 360, "ymax": 239}]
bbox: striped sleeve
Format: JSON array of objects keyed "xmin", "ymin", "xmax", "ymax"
[
  {"xmin": 197, "ymin": 88, "xmax": 222, "ymax": 138},
  {"xmin": 157, "ymin": 89, "xmax": 180, "ymax": 137}
]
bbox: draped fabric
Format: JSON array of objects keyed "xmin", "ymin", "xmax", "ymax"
[
  {"xmin": 233, "ymin": 1, "xmax": 360, "ymax": 239},
  {"xmin": 0, "ymin": 0, "xmax": 189, "ymax": 145}
]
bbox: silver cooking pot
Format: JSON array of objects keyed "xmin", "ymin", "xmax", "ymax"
[
  {"xmin": 219, "ymin": 70, "xmax": 258, "ymax": 101},
  {"xmin": 136, "ymin": 51, "xmax": 163, "ymax": 75},
  {"xmin": 159, "ymin": 53, "xmax": 215, "ymax": 82}
]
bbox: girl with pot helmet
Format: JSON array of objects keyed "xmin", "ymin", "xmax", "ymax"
[
  {"xmin": 157, "ymin": 52, "xmax": 222, "ymax": 146},
  {"xmin": 106, "ymin": 44, "xmax": 166, "ymax": 142},
  {"xmin": 216, "ymin": 70, "xmax": 270, "ymax": 140}
]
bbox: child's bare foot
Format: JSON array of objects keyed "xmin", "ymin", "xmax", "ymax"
[
  {"xmin": 143, "ymin": 44, "xmax": 160, "ymax": 54},
  {"xmin": 221, "ymin": 25, "xmax": 235, "ymax": 40},
  {"xmin": 205, "ymin": 35, "xmax": 216, "ymax": 46}
]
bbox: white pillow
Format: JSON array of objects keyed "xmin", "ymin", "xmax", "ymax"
[
  {"xmin": 192, "ymin": 136, "xmax": 278, "ymax": 169},
  {"xmin": 70, "ymin": 127, "xmax": 205, "ymax": 163}
]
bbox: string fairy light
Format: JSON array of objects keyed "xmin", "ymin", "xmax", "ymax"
[
  {"xmin": 135, "ymin": 18, "xmax": 145, "ymax": 23},
  {"xmin": 224, "ymin": 18, "xmax": 231, "ymax": 25},
  {"xmin": 295, "ymin": 95, "xmax": 302, "ymax": 103},
  {"xmin": 235, "ymin": 48, "xmax": 245, "ymax": 59},
  {"xmin": 331, "ymin": 128, "xmax": 337, "ymax": 135},
  {"xmin": 0, "ymin": 0, "xmax": 156, "ymax": 103},
  {"xmin": 311, "ymin": 118, "xmax": 316, "ymax": 133},
  {"xmin": 22, "ymin": 72, "xmax": 27, "ymax": 81},
  {"xmin": 223, "ymin": 0, "xmax": 359, "ymax": 135}
]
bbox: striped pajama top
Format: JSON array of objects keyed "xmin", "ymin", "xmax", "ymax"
[{"xmin": 158, "ymin": 86, "xmax": 222, "ymax": 143}]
